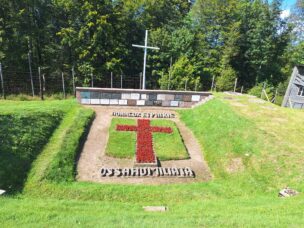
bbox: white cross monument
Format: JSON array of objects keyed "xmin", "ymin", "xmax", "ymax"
[{"xmin": 132, "ymin": 30, "xmax": 160, "ymax": 90}]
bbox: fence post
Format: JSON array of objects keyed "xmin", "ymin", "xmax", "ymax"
[
  {"xmin": 273, "ymin": 89, "xmax": 278, "ymax": 104},
  {"xmin": 61, "ymin": 72, "xmax": 66, "ymax": 99},
  {"xmin": 139, "ymin": 72, "xmax": 142, "ymax": 90},
  {"xmin": 38, "ymin": 67, "xmax": 44, "ymax": 100},
  {"xmin": 72, "ymin": 67, "xmax": 76, "ymax": 96},
  {"xmin": 168, "ymin": 57, "xmax": 172, "ymax": 90},
  {"xmin": 241, "ymin": 86, "xmax": 244, "ymax": 94},
  {"xmin": 211, "ymin": 75, "xmax": 215, "ymax": 91},
  {"xmin": 185, "ymin": 79, "xmax": 188, "ymax": 91},
  {"xmin": 195, "ymin": 79, "xmax": 198, "ymax": 92},
  {"xmin": 0, "ymin": 63, "xmax": 5, "ymax": 99},
  {"xmin": 111, "ymin": 72, "xmax": 113, "ymax": 88},
  {"xmin": 121, "ymin": 74, "xmax": 123, "ymax": 89},
  {"xmin": 28, "ymin": 51, "xmax": 35, "ymax": 96},
  {"xmin": 234, "ymin": 78, "xmax": 238, "ymax": 93},
  {"xmin": 91, "ymin": 72, "xmax": 94, "ymax": 88},
  {"xmin": 261, "ymin": 82, "xmax": 266, "ymax": 99},
  {"xmin": 42, "ymin": 74, "xmax": 46, "ymax": 93}
]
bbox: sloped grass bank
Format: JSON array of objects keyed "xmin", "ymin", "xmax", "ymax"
[
  {"xmin": 0, "ymin": 109, "xmax": 62, "ymax": 192},
  {"xmin": 25, "ymin": 106, "xmax": 94, "ymax": 189}
]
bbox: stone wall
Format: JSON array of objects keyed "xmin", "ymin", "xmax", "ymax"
[{"xmin": 76, "ymin": 87, "xmax": 212, "ymax": 108}]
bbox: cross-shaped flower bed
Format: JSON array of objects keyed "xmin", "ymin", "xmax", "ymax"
[{"xmin": 116, "ymin": 119, "xmax": 173, "ymax": 165}]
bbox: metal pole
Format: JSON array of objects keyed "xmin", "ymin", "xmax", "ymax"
[
  {"xmin": 121, "ymin": 74, "xmax": 123, "ymax": 89},
  {"xmin": 111, "ymin": 72, "xmax": 113, "ymax": 88},
  {"xmin": 91, "ymin": 72, "xmax": 94, "ymax": 88},
  {"xmin": 38, "ymin": 67, "xmax": 43, "ymax": 100},
  {"xmin": 0, "ymin": 63, "xmax": 5, "ymax": 99},
  {"xmin": 168, "ymin": 56, "xmax": 172, "ymax": 90},
  {"xmin": 234, "ymin": 78, "xmax": 238, "ymax": 92},
  {"xmin": 72, "ymin": 67, "xmax": 76, "ymax": 96},
  {"xmin": 61, "ymin": 72, "xmax": 66, "ymax": 99},
  {"xmin": 28, "ymin": 51, "xmax": 35, "ymax": 96},
  {"xmin": 211, "ymin": 75, "xmax": 215, "ymax": 91},
  {"xmin": 142, "ymin": 30, "xmax": 148, "ymax": 90}
]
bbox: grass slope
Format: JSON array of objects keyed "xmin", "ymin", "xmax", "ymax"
[
  {"xmin": 106, "ymin": 118, "xmax": 189, "ymax": 160},
  {"xmin": 1, "ymin": 95, "xmax": 304, "ymax": 227}
]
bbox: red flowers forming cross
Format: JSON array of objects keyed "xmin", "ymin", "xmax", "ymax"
[{"xmin": 116, "ymin": 119, "xmax": 173, "ymax": 163}]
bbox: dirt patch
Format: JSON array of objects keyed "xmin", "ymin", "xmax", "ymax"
[
  {"xmin": 76, "ymin": 106, "xmax": 212, "ymax": 185},
  {"xmin": 226, "ymin": 158, "xmax": 245, "ymax": 174},
  {"xmin": 230, "ymin": 102, "xmax": 247, "ymax": 107}
]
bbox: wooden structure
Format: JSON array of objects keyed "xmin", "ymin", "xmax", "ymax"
[{"xmin": 282, "ymin": 65, "xmax": 304, "ymax": 109}]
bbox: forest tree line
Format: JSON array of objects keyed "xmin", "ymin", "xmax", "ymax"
[{"xmin": 0, "ymin": 0, "xmax": 303, "ymax": 96}]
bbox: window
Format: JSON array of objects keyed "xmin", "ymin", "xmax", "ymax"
[{"xmin": 298, "ymin": 86, "xmax": 304, "ymax": 96}]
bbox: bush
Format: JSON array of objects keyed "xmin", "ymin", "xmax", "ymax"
[
  {"xmin": 216, "ymin": 66, "xmax": 237, "ymax": 91},
  {"xmin": 248, "ymin": 83, "xmax": 274, "ymax": 100}
]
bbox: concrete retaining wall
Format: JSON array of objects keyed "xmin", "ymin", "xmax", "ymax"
[{"xmin": 76, "ymin": 87, "xmax": 212, "ymax": 108}]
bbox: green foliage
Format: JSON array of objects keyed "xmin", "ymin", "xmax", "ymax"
[
  {"xmin": 0, "ymin": 0, "xmax": 298, "ymax": 93},
  {"xmin": 216, "ymin": 66, "xmax": 237, "ymax": 91},
  {"xmin": 248, "ymin": 83, "xmax": 274, "ymax": 100},
  {"xmin": 159, "ymin": 56, "xmax": 199, "ymax": 91},
  {"xmin": 106, "ymin": 118, "xmax": 189, "ymax": 161}
]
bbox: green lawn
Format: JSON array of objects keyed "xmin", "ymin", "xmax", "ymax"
[
  {"xmin": 105, "ymin": 118, "xmax": 189, "ymax": 160},
  {"xmin": 0, "ymin": 95, "xmax": 304, "ymax": 227}
]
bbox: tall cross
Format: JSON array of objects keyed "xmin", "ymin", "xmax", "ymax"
[
  {"xmin": 116, "ymin": 119, "xmax": 172, "ymax": 164},
  {"xmin": 132, "ymin": 30, "xmax": 160, "ymax": 90}
]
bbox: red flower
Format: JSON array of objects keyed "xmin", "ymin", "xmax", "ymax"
[{"xmin": 116, "ymin": 119, "xmax": 172, "ymax": 164}]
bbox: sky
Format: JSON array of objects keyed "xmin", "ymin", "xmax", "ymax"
[
  {"xmin": 280, "ymin": 0, "xmax": 297, "ymax": 18},
  {"xmin": 281, "ymin": 0, "xmax": 297, "ymax": 9}
]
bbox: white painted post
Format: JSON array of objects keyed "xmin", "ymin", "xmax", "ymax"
[
  {"xmin": 42, "ymin": 74, "xmax": 46, "ymax": 92},
  {"xmin": 234, "ymin": 78, "xmax": 238, "ymax": 92},
  {"xmin": 0, "ymin": 63, "xmax": 5, "ymax": 99},
  {"xmin": 61, "ymin": 72, "xmax": 66, "ymax": 99},
  {"xmin": 211, "ymin": 75, "xmax": 215, "ymax": 91}
]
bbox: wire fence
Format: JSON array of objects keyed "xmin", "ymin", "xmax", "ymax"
[
  {"xmin": 0, "ymin": 64, "xmax": 285, "ymax": 105},
  {"xmin": 0, "ymin": 66, "xmax": 149, "ymax": 99}
]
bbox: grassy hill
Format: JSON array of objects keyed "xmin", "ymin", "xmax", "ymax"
[{"xmin": 0, "ymin": 94, "xmax": 303, "ymax": 227}]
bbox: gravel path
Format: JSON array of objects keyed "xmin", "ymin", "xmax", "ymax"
[{"xmin": 76, "ymin": 106, "xmax": 212, "ymax": 185}]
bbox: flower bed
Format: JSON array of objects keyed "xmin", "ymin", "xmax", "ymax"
[{"xmin": 116, "ymin": 119, "xmax": 173, "ymax": 164}]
